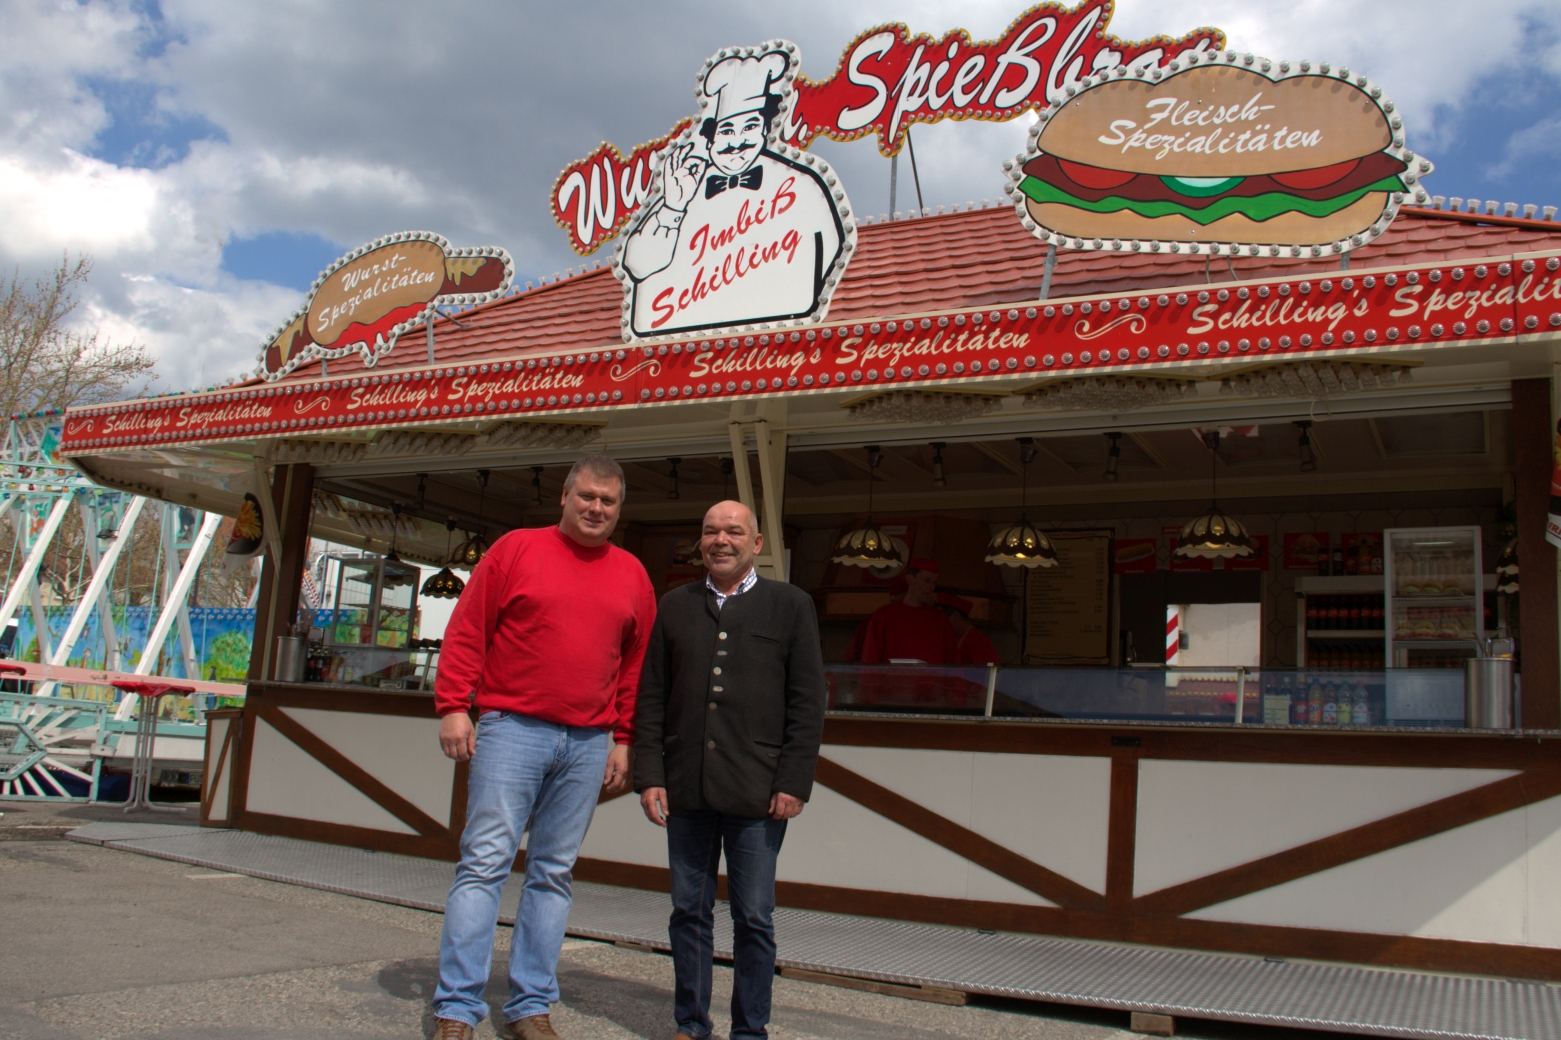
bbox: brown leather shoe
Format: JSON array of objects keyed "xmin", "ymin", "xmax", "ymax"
[
  {"xmin": 433, "ymin": 1019, "xmax": 473, "ymax": 1040},
  {"xmin": 499, "ymin": 1014, "xmax": 561, "ymax": 1040}
]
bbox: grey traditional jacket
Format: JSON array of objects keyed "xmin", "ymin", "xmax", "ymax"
[{"xmin": 633, "ymin": 575, "xmax": 826, "ymax": 819}]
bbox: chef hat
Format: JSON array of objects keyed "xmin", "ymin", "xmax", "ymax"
[{"xmin": 703, "ymin": 51, "xmax": 788, "ymax": 123}]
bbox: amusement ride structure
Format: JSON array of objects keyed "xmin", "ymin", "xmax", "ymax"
[{"xmin": 0, "ymin": 410, "xmax": 246, "ymax": 802}]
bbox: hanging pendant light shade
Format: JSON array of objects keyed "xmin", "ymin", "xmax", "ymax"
[
  {"xmin": 986, "ymin": 521, "xmax": 1059, "ymax": 568},
  {"xmin": 1175, "ymin": 431, "xmax": 1256, "ymax": 559},
  {"xmin": 986, "ymin": 437, "xmax": 1058, "ymax": 569},
  {"xmin": 834, "ymin": 522, "xmax": 904, "ymax": 568},
  {"xmin": 451, "ymin": 469, "xmax": 490, "ymax": 567},
  {"xmin": 422, "ymin": 519, "xmax": 467, "ymax": 599},
  {"xmin": 832, "ymin": 446, "xmax": 906, "ymax": 569}
]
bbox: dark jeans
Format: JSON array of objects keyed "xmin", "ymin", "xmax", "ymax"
[{"xmin": 666, "ymin": 810, "xmax": 787, "ymax": 1040}]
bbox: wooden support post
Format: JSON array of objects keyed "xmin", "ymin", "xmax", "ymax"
[
  {"xmin": 246, "ymin": 463, "xmax": 315, "ymax": 682},
  {"xmin": 1513, "ymin": 379, "xmax": 1559, "ymax": 728}
]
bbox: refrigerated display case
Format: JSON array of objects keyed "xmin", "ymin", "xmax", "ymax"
[
  {"xmin": 1384, "ymin": 526, "xmax": 1483, "ymax": 669},
  {"xmin": 311, "ymin": 554, "xmax": 430, "ymax": 689}
]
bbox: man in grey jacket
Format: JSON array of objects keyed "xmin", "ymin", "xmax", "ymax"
[{"xmin": 634, "ymin": 500, "xmax": 826, "ymax": 1040}]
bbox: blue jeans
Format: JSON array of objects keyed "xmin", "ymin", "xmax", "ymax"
[
  {"xmin": 667, "ymin": 810, "xmax": 787, "ymax": 1040},
  {"xmin": 433, "ymin": 711, "xmax": 610, "ymax": 1026}
]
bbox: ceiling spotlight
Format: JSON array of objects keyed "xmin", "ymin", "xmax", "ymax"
[
  {"xmin": 1104, "ymin": 432, "xmax": 1122, "ymax": 481},
  {"xmin": 1295, "ymin": 420, "xmax": 1317, "ymax": 472},
  {"xmin": 930, "ymin": 442, "xmax": 946, "ymax": 487},
  {"xmin": 720, "ymin": 456, "xmax": 734, "ymax": 500},
  {"xmin": 667, "ymin": 457, "xmax": 681, "ymax": 501}
]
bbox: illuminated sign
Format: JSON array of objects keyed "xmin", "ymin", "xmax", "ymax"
[
  {"xmin": 64, "ymin": 255, "xmax": 1561, "ymax": 453},
  {"xmin": 553, "ymin": 2, "xmax": 1222, "ymax": 255},
  {"xmin": 258, "ymin": 232, "xmax": 513, "ymax": 381},
  {"xmin": 609, "ymin": 40, "xmax": 854, "ymax": 342},
  {"xmin": 1008, "ymin": 53, "xmax": 1434, "ymax": 255}
]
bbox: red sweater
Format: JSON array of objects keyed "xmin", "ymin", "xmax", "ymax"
[
  {"xmin": 954, "ymin": 626, "xmax": 1000, "ymax": 665},
  {"xmin": 433, "ymin": 526, "xmax": 656, "ymax": 743},
  {"xmin": 856, "ymin": 601, "xmax": 958, "ymax": 665}
]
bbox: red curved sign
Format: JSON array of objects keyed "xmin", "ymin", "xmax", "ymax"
[{"xmin": 552, "ymin": 2, "xmax": 1223, "ymax": 254}]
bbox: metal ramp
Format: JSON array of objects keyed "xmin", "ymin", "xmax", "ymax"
[{"xmin": 66, "ymin": 823, "xmax": 1561, "ymax": 1040}]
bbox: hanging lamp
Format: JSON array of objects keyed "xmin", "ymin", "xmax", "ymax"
[
  {"xmin": 451, "ymin": 470, "xmax": 491, "ymax": 567},
  {"xmin": 1295, "ymin": 420, "xmax": 1317, "ymax": 472},
  {"xmin": 1174, "ymin": 430, "xmax": 1256, "ymax": 559},
  {"xmin": 421, "ymin": 518, "xmax": 467, "ymax": 599},
  {"xmin": 385, "ymin": 503, "xmax": 404, "ymax": 564},
  {"xmin": 986, "ymin": 437, "xmax": 1059, "ymax": 568},
  {"xmin": 831, "ymin": 446, "xmax": 904, "ymax": 569}
]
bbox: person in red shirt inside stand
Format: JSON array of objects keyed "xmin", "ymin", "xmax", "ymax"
[
  {"xmin": 855, "ymin": 559, "xmax": 957, "ymax": 664},
  {"xmin": 940, "ymin": 593, "xmax": 1001, "ymax": 665},
  {"xmin": 430, "ymin": 455, "xmax": 656, "ymax": 1040}
]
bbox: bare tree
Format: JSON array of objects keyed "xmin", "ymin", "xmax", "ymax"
[{"xmin": 0, "ymin": 255, "xmax": 155, "ymax": 416}]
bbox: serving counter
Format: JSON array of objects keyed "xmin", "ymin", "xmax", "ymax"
[{"xmin": 213, "ymin": 674, "xmax": 1561, "ymax": 982}]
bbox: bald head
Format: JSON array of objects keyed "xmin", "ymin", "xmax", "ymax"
[{"xmin": 701, "ymin": 499, "xmax": 763, "ymax": 593}]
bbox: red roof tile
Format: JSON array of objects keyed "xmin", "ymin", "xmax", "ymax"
[{"xmin": 286, "ymin": 207, "xmax": 1561, "ymax": 382}]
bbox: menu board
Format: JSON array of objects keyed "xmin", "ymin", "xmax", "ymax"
[{"xmin": 1024, "ymin": 529, "xmax": 1112, "ymax": 665}]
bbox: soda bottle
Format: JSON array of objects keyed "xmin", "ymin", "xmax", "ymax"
[
  {"xmin": 1322, "ymin": 682, "xmax": 1339, "ymax": 724},
  {"xmin": 1308, "ymin": 677, "xmax": 1323, "ymax": 724},
  {"xmin": 1337, "ymin": 684, "xmax": 1352, "ymax": 725},
  {"xmin": 1352, "ymin": 685, "xmax": 1370, "ymax": 726}
]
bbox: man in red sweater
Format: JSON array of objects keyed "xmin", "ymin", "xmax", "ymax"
[
  {"xmin": 431, "ymin": 455, "xmax": 656, "ymax": 1040},
  {"xmin": 854, "ymin": 559, "xmax": 957, "ymax": 664}
]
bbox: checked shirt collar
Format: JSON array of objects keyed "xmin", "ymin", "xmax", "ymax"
[{"xmin": 706, "ymin": 566, "xmax": 758, "ymax": 609}]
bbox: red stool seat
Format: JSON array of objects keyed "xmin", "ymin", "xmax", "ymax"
[{"xmin": 0, "ymin": 662, "xmax": 25, "ymax": 674}]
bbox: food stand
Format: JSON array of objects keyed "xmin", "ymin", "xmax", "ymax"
[{"xmin": 54, "ymin": 6, "xmax": 1561, "ymax": 984}]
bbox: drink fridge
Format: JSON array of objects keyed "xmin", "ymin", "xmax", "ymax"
[{"xmin": 1383, "ymin": 526, "xmax": 1483, "ymax": 669}]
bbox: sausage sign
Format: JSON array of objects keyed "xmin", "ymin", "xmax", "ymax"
[
  {"xmin": 256, "ymin": 232, "xmax": 513, "ymax": 382},
  {"xmin": 552, "ymin": 3, "xmax": 1223, "ymax": 255}
]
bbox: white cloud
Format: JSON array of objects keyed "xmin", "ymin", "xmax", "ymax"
[{"xmin": 0, "ymin": 150, "xmax": 158, "ymax": 258}]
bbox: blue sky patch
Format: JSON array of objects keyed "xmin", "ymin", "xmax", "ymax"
[
  {"xmin": 222, "ymin": 232, "xmax": 346, "ymax": 291},
  {"xmin": 84, "ymin": 76, "xmax": 227, "ymax": 169}
]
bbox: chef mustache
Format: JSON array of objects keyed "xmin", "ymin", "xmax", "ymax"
[{"xmin": 715, "ymin": 139, "xmax": 759, "ymax": 157}]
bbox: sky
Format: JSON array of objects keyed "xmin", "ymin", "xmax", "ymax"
[{"xmin": 3, "ymin": 0, "xmax": 1561, "ymax": 393}]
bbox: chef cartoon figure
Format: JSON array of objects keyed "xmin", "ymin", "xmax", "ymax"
[{"xmin": 618, "ymin": 42, "xmax": 850, "ymax": 340}]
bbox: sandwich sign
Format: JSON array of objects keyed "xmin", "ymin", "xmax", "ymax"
[{"xmin": 1008, "ymin": 52, "xmax": 1434, "ymax": 256}]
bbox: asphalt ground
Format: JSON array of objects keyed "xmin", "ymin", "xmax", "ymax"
[{"xmin": 2, "ymin": 800, "xmax": 1341, "ymax": 1040}]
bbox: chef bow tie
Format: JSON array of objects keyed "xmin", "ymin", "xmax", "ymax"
[{"xmin": 705, "ymin": 166, "xmax": 763, "ymax": 198}]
